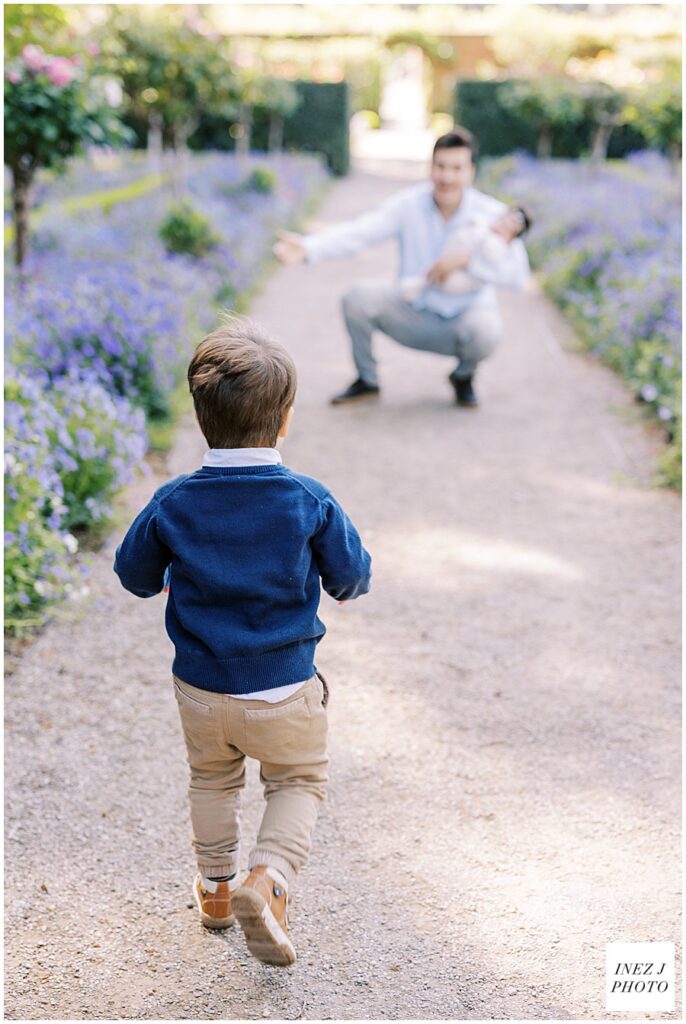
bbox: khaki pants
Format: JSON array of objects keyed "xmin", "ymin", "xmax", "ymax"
[{"xmin": 173, "ymin": 674, "xmax": 328, "ymax": 884}]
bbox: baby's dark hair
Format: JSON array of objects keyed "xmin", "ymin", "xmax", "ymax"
[
  {"xmin": 188, "ymin": 314, "xmax": 297, "ymax": 449},
  {"xmin": 512, "ymin": 204, "xmax": 533, "ymax": 237}
]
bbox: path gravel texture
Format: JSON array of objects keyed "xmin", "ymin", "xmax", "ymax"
[{"xmin": 5, "ymin": 162, "xmax": 681, "ymax": 1021}]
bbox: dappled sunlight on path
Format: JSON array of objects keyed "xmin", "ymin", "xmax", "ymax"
[{"xmin": 377, "ymin": 526, "xmax": 585, "ymax": 584}]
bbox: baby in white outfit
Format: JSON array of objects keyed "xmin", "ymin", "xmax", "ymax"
[{"xmin": 401, "ymin": 205, "xmax": 532, "ymax": 301}]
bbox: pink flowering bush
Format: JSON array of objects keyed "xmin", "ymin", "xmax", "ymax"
[
  {"xmin": 46, "ymin": 56, "xmax": 77, "ymax": 88},
  {"xmin": 4, "ymin": 44, "xmax": 127, "ymax": 265}
]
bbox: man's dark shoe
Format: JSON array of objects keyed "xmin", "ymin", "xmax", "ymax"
[
  {"xmin": 449, "ymin": 372, "xmax": 478, "ymax": 408},
  {"xmin": 330, "ymin": 378, "xmax": 380, "ymax": 406}
]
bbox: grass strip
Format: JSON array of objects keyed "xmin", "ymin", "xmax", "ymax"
[{"xmin": 4, "ymin": 172, "xmax": 169, "ymax": 246}]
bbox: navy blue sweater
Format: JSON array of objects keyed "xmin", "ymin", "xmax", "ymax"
[{"xmin": 114, "ymin": 465, "xmax": 371, "ymax": 694}]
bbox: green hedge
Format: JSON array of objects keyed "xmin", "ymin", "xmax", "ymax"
[
  {"xmin": 281, "ymin": 81, "xmax": 350, "ymax": 176},
  {"xmin": 454, "ymin": 80, "xmax": 537, "ymax": 157},
  {"xmin": 188, "ymin": 81, "xmax": 350, "ymax": 176},
  {"xmin": 454, "ymin": 80, "xmax": 648, "ymax": 159}
]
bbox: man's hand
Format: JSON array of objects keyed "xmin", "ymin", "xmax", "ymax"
[
  {"xmin": 273, "ymin": 230, "xmax": 307, "ymax": 266},
  {"xmin": 425, "ymin": 246, "xmax": 471, "ymax": 285}
]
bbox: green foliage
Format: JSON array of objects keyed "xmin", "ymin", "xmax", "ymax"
[
  {"xmin": 146, "ymin": 373, "xmax": 193, "ymax": 453},
  {"xmin": 4, "ymin": 57, "xmax": 127, "ymax": 177},
  {"xmin": 49, "ymin": 388, "xmax": 143, "ymax": 532},
  {"xmin": 214, "ymin": 282, "xmax": 239, "ymax": 307},
  {"xmin": 284, "ymin": 81, "xmax": 350, "ymax": 175},
  {"xmin": 246, "ymin": 167, "xmax": 276, "ymax": 194},
  {"xmin": 624, "ymin": 78, "xmax": 682, "ymax": 155},
  {"xmin": 248, "ymin": 74, "xmax": 301, "ymax": 119},
  {"xmin": 159, "ymin": 200, "xmax": 219, "ymax": 257},
  {"xmin": 4, "ymin": 487, "xmax": 74, "ymax": 625},
  {"xmin": 656, "ymin": 424, "xmax": 682, "ymax": 490},
  {"xmin": 455, "ymin": 79, "xmax": 650, "ymax": 159},
  {"xmin": 455, "ymin": 80, "xmax": 538, "ymax": 157},
  {"xmin": 102, "ymin": 10, "xmax": 239, "ymax": 144},
  {"xmin": 4, "ymin": 378, "xmax": 78, "ymax": 624},
  {"xmin": 577, "ymin": 80, "xmax": 625, "ymax": 124},
  {"xmin": 500, "ymin": 77, "xmax": 586, "ymax": 155},
  {"xmin": 4, "ymin": 43, "xmax": 131, "ymax": 264},
  {"xmin": 219, "ymin": 166, "xmax": 277, "ymax": 196},
  {"xmin": 3, "ymin": 5, "xmax": 71, "ymax": 60},
  {"xmin": 190, "ymin": 80, "xmax": 350, "ymax": 175}
]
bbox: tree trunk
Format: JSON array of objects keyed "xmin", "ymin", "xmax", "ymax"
[
  {"xmin": 12, "ymin": 164, "xmax": 33, "ymax": 268},
  {"xmin": 536, "ymin": 123, "xmax": 553, "ymax": 159},
  {"xmin": 268, "ymin": 113, "xmax": 284, "ymax": 153},
  {"xmin": 147, "ymin": 111, "xmax": 164, "ymax": 172},
  {"xmin": 667, "ymin": 141, "xmax": 682, "ymax": 180},
  {"xmin": 236, "ymin": 106, "xmax": 253, "ymax": 159},
  {"xmin": 591, "ymin": 123, "xmax": 613, "ymax": 164},
  {"xmin": 171, "ymin": 121, "xmax": 195, "ymax": 199}
]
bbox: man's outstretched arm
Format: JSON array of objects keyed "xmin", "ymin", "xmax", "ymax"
[{"xmin": 274, "ymin": 194, "xmax": 403, "ymax": 266}]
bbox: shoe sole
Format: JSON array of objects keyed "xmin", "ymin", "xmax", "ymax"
[
  {"xmin": 231, "ymin": 887, "xmax": 296, "ymax": 966},
  {"xmin": 193, "ymin": 883, "xmax": 236, "ymax": 929},
  {"xmin": 330, "ymin": 392, "xmax": 380, "ymax": 406},
  {"xmin": 198, "ymin": 909, "xmax": 236, "ymax": 929}
]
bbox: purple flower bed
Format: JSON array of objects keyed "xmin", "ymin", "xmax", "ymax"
[
  {"xmin": 5, "ymin": 151, "xmax": 329, "ymax": 624},
  {"xmin": 482, "ymin": 152, "xmax": 681, "ymax": 487}
]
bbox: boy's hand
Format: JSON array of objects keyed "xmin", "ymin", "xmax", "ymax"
[
  {"xmin": 425, "ymin": 247, "xmax": 471, "ymax": 284},
  {"xmin": 274, "ymin": 230, "xmax": 307, "ymax": 266}
]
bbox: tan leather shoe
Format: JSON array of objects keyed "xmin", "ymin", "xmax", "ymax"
[
  {"xmin": 193, "ymin": 874, "xmax": 237, "ymax": 929},
  {"xmin": 231, "ymin": 865, "xmax": 296, "ymax": 966}
]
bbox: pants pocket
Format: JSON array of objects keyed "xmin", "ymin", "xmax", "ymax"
[
  {"xmin": 242, "ymin": 677, "xmax": 327, "ymax": 765},
  {"xmin": 173, "ymin": 677, "xmax": 220, "ymax": 748}
]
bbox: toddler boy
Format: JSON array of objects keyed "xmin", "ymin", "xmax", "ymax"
[
  {"xmin": 114, "ymin": 315, "xmax": 371, "ymax": 967},
  {"xmin": 401, "ymin": 204, "xmax": 533, "ymax": 300}
]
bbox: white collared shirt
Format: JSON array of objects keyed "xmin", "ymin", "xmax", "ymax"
[
  {"xmin": 202, "ymin": 447, "xmax": 283, "ymax": 468},
  {"xmin": 201, "ymin": 447, "xmax": 307, "ymax": 704}
]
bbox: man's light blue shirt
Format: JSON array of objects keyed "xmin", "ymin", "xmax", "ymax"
[{"xmin": 303, "ymin": 181, "xmax": 530, "ymax": 319}]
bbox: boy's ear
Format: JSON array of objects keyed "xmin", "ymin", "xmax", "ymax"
[{"xmin": 278, "ymin": 406, "xmax": 294, "ymax": 439}]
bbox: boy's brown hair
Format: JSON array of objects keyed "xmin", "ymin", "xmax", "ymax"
[{"xmin": 188, "ymin": 314, "xmax": 297, "ymax": 448}]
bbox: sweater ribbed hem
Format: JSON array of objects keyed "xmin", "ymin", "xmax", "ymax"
[{"xmin": 172, "ymin": 639, "xmax": 320, "ymax": 695}]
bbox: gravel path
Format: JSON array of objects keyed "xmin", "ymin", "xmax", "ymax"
[{"xmin": 5, "ymin": 163, "xmax": 681, "ymax": 1020}]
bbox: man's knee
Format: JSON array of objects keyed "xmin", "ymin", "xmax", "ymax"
[
  {"xmin": 342, "ymin": 282, "xmax": 392, "ymax": 321},
  {"xmin": 455, "ymin": 308, "xmax": 502, "ymax": 358}
]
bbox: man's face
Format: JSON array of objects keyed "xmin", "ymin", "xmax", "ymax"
[{"xmin": 430, "ymin": 146, "xmax": 475, "ymax": 205}]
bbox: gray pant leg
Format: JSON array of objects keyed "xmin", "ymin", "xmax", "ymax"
[
  {"xmin": 342, "ymin": 283, "xmax": 502, "ymax": 384},
  {"xmin": 452, "ymin": 304, "xmax": 503, "ymax": 380},
  {"xmin": 342, "ymin": 282, "xmax": 459, "ymax": 386}
]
